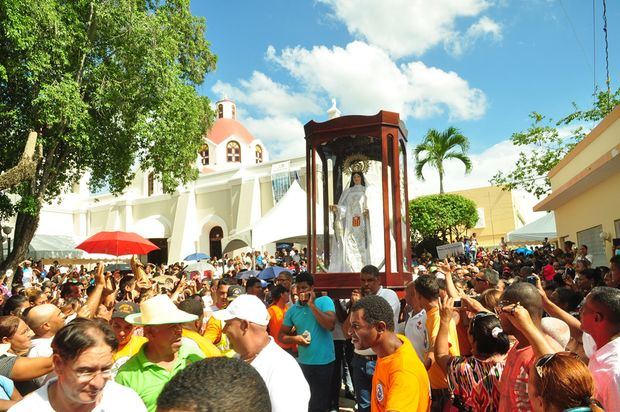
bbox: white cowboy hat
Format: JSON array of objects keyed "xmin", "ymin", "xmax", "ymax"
[{"xmin": 125, "ymin": 294, "xmax": 197, "ymax": 326}]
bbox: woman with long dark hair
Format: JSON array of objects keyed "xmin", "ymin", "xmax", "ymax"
[{"xmin": 435, "ymin": 298, "xmax": 510, "ymax": 411}]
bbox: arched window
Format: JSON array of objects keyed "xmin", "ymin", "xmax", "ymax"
[
  {"xmin": 147, "ymin": 172, "xmax": 155, "ymax": 196},
  {"xmin": 209, "ymin": 226, "xmax": 223, "ymax": 259},
  {"xmin": 218, "ymin": 104, "xmax": 223, "ymax": 119},
  {"xmin": 199, "ymin": 144, "xmax": 209, "ymax": 165},
  {"xmin": 227, "ymin": 141, "xmax": 241, "ymax": 163},
  {"xmin": 255, "ymin": 145, "xmax": 263, "ymax": 164}
]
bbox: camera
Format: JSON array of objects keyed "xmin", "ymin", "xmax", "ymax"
[
  {"xmin": 526, "ymin": 275, "xmax": 537, "ymax": 285},
  {"xmin": 453, "ymin": 300, "xmax": 462, "ymax": 308}
]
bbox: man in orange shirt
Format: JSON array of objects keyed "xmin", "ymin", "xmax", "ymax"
[
  {"xmin": 267, "ymin": 285, "xmax": 296, "ymax": 355},
  {"xmin": 349, "ymin": 295, "xmax": 430, "ymax": 412}
]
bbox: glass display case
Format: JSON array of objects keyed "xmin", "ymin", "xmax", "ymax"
[{"xmin": 304, "ymin": 111, "xmax": 412, "ymax": 295}]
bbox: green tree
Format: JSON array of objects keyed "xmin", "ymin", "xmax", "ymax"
[
  {"xmin": 0, "ymin": 0, "xmax": 217, "ymax": 269},
  {"xmin": 413, "ymin": 126, "xmax": 472, "ymax": 194},
  {"xmin": 409, "ymin": 194, "xmax": 478, "ymax": 243},
  {"xmin": 490, "ymin": 88, "xmax": 620, "ymax": 198}
]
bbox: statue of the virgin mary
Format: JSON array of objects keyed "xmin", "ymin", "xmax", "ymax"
[{"xmin": 329, "ymin": 155, "xmax": 379, "ymax": 272}]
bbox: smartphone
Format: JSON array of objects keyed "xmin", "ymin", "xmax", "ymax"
[
  {"xmin": 526, "ymin": 275, "xmax": 537, "ymax": 285},
  {"xmin": 453, "ymin": 300, "xmax": 462, "ymax": 308}
]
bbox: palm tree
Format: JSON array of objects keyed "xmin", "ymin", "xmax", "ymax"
[{"xmin": 414, "ymin": 126, "xmax": 472, "ymax": 194}]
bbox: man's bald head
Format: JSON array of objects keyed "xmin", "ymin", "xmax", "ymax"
[
  {"xmin": 26, "ymin": 303, "xmax": 65, "ymax": 337},
  {"xmin": 501, "ymin": 282, "xmax": 543, "ymax": 321}
]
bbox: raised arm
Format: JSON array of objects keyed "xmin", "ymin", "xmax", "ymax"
[
  {"xmin": 84, "ymin": 262, "xmax": 105, "ymax": 319},
  {"xmin": 435, "ymin": 296, "xmax": 455, "ymax": 373},
  {"xmin": 535, "ymin": 277, "xmax": 582, "ymax": 339},
  {"xmin": 308, "ymin": 293, "xmax": 336, "ymax": 331},
  {"xmin": 500, "ymin": 303, "xmax": 555, "ymax": 358},
  {"xmin": 439, "ymin": 260, "xmax": 460, "ymax": 299}
]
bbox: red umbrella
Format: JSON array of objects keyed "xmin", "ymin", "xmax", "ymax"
[{"xmin": 75, "ymin": 231, "xmax": 159, "ymax": 256}]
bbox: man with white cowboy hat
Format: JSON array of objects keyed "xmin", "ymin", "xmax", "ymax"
[{"xmin": 114, "ymin": 295, "xmax": 204, "ymax": 412}]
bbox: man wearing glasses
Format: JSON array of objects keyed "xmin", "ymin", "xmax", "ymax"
[
  {"xmin": 8, "ymin": 318, "xmax": 146, "ymax": 411},
  {"xmin": 275, "ymin": 271, "xmax": 294, "ymax": 307},
  {"xmin": 473, "ymin": 268, "xmax": 499, "ymax": 295}
]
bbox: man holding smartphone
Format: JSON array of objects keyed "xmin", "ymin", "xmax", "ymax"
[{"xmin": 279, "ymin": 272, "xmax": 336, "ymax": 412}]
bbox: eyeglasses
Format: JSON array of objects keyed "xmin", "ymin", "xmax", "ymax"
[{"xmin": 72, "ymin": 367, "xmax": 113, "ymax": 382}]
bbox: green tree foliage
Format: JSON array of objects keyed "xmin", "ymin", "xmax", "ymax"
[
  {"xmin": 409, "ymin": 194, "xmax": 478, "ymax": 243},
  {"xmin": 413, "ymin": 126, "xmax": 472, "ymax": 194},
  {"xmin": 0, "ymin": 0, "xmax": 217, "ymax": 268},
  {"xmin": 490, "ymin": 88, "xmax": 620, "ymax": 198}
]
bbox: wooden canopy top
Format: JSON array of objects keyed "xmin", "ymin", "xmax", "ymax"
[{"xmin": 304, "ymin": 111, "xmax": 408, "ymax": 145}]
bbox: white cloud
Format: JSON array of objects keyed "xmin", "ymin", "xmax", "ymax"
[
  {"xmin": 212, "ymin": 71, "xmax": 322, "ymax": 117},
  {"xmin": 445, "ymin": 16, "xmax": 503, "ymax": 56},
  {"xmin": 211, "ymin": 72, "xmax": 323, "ymax": 160},
  {"xmin": 319, "ymin": 0, "xmax": 497, "ymax": 58},
  {"xmin": 267, "ymin": 41, "xmax": 487, "ymax": 120},
  {"xmin": 242, "ymin": 116, "xmax": 306, "ymax": 159},
  {"xmin": 408, "ymin": 139, "xmax": 545, "ymax": 222}
]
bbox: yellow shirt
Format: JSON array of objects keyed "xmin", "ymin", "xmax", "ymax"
[
  {"xmin": 182, "ymin": 329, "xmax": 221, "ymax": 358},
  {"xmin": 114, "ymin": 335, "xmax": 148, "ymax": 361},
  {"xmin": 372, "ymin": 335, "xmax": 431, "ymax": 412},
  {"xmin": 112, "ymin": 335, "xmax": 148, "ymax": 376},
  {"xmin": 425, "ymin": 306, "xmax": 460, "ymax": 389},
  {"xmin": 204, "ymin": 316, "xmax": 235, "ymax": 358}
]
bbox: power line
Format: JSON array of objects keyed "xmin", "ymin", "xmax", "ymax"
[
  {"xmin": 602, "ymin": 0, "xmax": 611, "ymax": 96},
  {"xmin": 558, "ymin": 0, "xmax": 593, "ymax": 74},
  {"xmin": 593, "ymin": 0, "xmax": 596, "ymax": 97}
]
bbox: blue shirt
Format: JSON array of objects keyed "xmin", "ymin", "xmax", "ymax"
[
  {"xmin": 0, "ymin": 375, "xmax": 14, "ymax": 400},
  {"xmin": 283, "ymin": 296, "xmax": 335, "ymax": 365}
]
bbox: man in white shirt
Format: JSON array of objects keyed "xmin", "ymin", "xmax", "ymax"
[
  {"xmin": 9, "ymin": 318, "xmax": 146, "ymax": 412},
  {"xmin": 577, "ymin": 244, "xmax": 594, "ymax": 265},
  {"xmin": 20, "ymin": 260, "xmax": 35, "ymax": 288},
  {"xmin": 24, "ymin": 304, "xmax": 67, "ymax": 386},
  {"xmin": 213, "ymin": 294, "xmax": 310, "ymax": 412},
  {"xmin": 403, "ymin": 281, "xmax": 427, "ymax": 361},
  {"xmin": 579, "ymin": 287, "xmax": 620, "ymax": 410},
  {"xmin": 344, "ymin": 264, "xmax": 401, "ymax": 412}
]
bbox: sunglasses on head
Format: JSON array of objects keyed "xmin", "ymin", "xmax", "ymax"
[{"xmin": 534, "ymin": 352, "xmax": 580, "ymax": 378}]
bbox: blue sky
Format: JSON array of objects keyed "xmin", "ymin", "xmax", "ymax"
[{"xmin": 190, "ymin": 0, "xmax": 618, "ymax": 204}]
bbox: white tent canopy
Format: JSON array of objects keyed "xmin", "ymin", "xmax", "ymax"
[
  {"xmin": 27, "ymin": 234, "xmax": 85, "ymax": 260},
  {"xmin": 222, "ymin": 181, "xmax": 324, "ymax": 252},
  {"xmin": 251, "ymin": 180, "xmax": 324, "ymax": 248},
  {"xmin": 507, "ymin": 212, "xmax": 557, "ymax": 243}
]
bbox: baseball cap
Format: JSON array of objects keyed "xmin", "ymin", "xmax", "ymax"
[
  {"xmin": 212, "ymin": 294, "xmax": 269, "ymax": 326},
  {"xmin": 226, "ymin": 285, "xmax": 245, "ymax": 301},
  {"xmin": 112, "ymin": 301, "xmax": 140, "ymax": 319}
]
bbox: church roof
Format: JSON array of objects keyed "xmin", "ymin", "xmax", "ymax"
[{"xmin": 206, "ymin": 118, "xmax": 255, "ymax": 145}]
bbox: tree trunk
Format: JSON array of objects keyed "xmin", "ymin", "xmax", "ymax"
[
  {"xmin": 0, "ymin": 211, "xmax": 40, "ymax": 271},
  {"xmin": 439, "ymin": 170, "xmax": 444, "ymax": 194}
]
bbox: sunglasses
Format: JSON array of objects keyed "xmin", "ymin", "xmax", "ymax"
[
  {"xmin": 534, "ymin": 352, "xmax": 579, "ymax": 378},
  {"xmin": 474, "ymin": 277, "xmax": 487, "ymax": 282}
]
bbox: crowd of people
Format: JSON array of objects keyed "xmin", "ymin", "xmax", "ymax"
[{"xmin": 0, "ymin": 240, "xmax": 616, "ymax": 412}]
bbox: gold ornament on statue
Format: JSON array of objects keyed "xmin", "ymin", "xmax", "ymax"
[{"xmin": 342, "ymin": 153, "xmax": 370, "ymax": 175}]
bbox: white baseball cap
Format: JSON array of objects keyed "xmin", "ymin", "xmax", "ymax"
[{"xmin": 212, "ymin": 294, "xmax": 270, "ymax": 326}]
